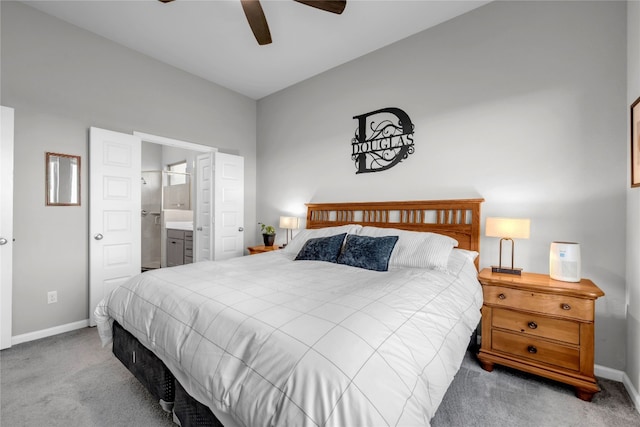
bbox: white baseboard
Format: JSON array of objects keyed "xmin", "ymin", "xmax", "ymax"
[
  {"xmin": 11, "ymin": 319, "xmax": 90, "ymax": 346},
  {"xmin": 622, "ymin": 373, "xmax": 640, "ymax": 415},
  {"xmin": 596, "ymin": 364, "xmax": 640, "ymax": 414},
  {"xmin": 595, "ymin": 364, "xmax": 625, "ymax": 382}
]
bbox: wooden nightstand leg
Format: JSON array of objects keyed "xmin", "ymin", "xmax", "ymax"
[
  {"xmin": 575, "ymin": 387, "xmax": 596, "ymax": 402},
  {"xmin": 479, "ymin": 359, "xmax": 494, "ymax": 372}
]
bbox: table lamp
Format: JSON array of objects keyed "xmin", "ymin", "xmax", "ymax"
[
  {"xmin": 279, "ymin": 216, "xmax": 299, "ymax": 247},
  {"xmin": 485, "ymin": 217, "xmax": 530, "ymax": 275}
]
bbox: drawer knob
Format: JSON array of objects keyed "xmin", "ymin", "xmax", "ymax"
[
  {"xmin": 498, "ymin": 293, "xmax": 506, "ymax": 300},
  {"xmin": 561, "ymin": 303, "xmax": 571, "ymax": 311},
  {"xmin": 528, "ymin": 321, "xmax": 538, "ymax": 330},
  {"xmin": 527, "ymin": 345, "xmax": 537, "ymax": 354}
]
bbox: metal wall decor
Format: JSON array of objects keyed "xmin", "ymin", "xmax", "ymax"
[{"xmin": 351, "ymin": 107, "xmax": 415, "ymax": 174}]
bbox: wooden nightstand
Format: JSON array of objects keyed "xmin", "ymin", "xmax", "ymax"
[
  {"xmin": 247, "ymin": 245, "xmax": 280, "ymax": 255},
  {"xmin": 477, "ymin": 268, "xmax": 604, "ymax": 401}
]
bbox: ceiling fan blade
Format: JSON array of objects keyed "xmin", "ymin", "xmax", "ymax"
[
  {"xmin": 240, "ymin": 0, "xmax": 272, "ymax": 46},
  {"xmin": 293, "ymin": 0, "xmax": 346, "ymax": 15}
]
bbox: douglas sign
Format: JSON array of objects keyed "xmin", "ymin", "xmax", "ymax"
[{"xmin": 351, "ymin": 107, "xmax": 415, "ymax": 174}]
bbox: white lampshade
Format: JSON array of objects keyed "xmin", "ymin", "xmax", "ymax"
[
  {"xmin": 485, "ymin": 217, "xmax": 530, "ymax": 239},
  {"xmin": 279, "ymin": 216, "xmax": 299, "ymax": 230}
]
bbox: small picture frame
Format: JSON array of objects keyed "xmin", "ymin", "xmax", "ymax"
[{"xmin": 632, "ymin": 96, "xmax": 640, "ymax": 188}]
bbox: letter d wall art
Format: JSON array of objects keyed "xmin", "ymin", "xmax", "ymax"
[{"xmin": 351, "ymin": 107, "xmax": 415, "ymax": 174}]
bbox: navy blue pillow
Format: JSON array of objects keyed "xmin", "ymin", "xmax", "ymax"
[
  {"xmin": 295, "ymin": 233, "xmax": 347, "ymax": 263},
  {"xmin": 337, "ymin": 234, "xmax": 399, "ymax": 272}
]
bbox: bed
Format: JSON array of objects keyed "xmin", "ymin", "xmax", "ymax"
[{"xmin": 95, "ymin": 198, "xmax": 484, "ymax": 427}]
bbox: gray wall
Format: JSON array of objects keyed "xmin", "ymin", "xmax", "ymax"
[
  {"xmin": 627, "ymin": 0, "xmax": 640, "ymax": 394},
  {"xmin": 1, "ymin": 2, "xmax": 257, "ymax": 335},
  {"xmin": 257, "ymin": 1, "xmax": 628, "ymax": 370}
]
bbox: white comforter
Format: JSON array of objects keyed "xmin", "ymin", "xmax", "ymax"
[{"xmin": 95, "ymin": 250, "xmax": 482, "ymax": 427}]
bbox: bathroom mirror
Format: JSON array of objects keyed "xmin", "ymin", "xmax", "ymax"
[{"xmin": 46, "ymin": 152, "xmax": 80, "ymax": 206}]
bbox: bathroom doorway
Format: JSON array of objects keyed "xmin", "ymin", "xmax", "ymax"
[
  {"xmin": 141, "ymin": 141, "xmax": 199, "ymax": 271},
  {"xmin": 140, "ymin": 168, "xmax": 191, "ymax": 271},
  {"xmin": 135, "ymin": 131, "xmax": 245, "ymax": 271}
]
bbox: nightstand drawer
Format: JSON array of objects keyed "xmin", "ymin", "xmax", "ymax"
[
  {"xmin": 492, "ymin": 308, "xmax": 580, "ymax": 344},
  {"xmin": 492, "ymin": 330, "xmax": 580, "ymax": 371},
  {"xmin": 484, "ymin": 286, "xmax": 593, "ymax": 321}
]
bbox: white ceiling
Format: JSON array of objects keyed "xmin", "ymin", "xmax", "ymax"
[{"xmin": 25, "ymin": 0, "xmax": 490, "ymax": 100}]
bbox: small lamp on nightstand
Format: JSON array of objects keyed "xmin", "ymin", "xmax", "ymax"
[
  {"xmin": 485, "ymin": 217, "xmax": 530, "ymax": 275},
  {"xmin": 279, "ymin": 216, "xmax": 299, "ymax": 247}
]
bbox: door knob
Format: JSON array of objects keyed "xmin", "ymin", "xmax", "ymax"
[
  {"xmin": 238, "ymin": 227, "xmax": 244, "ymax": 232},
  {"xmin": 94, "ymin": 233, "xmax": 104, "ymax": 240},
  {"xmin": 0, "ymin": 237, "xmax": 7, "ymax": 245}
]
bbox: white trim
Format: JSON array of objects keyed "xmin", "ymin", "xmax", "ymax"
[
  {"xmin": 133, "ymin": 131, "xmax": 217, "ymax": 153},
  {"xmin": 11, "ymin": 319, "xmax": 89, "ymax": 346},
  {"xmin": 622, "ymin": 374, "xmax": 640, "ymax": 415},
  {"xmin": 596, "ymin": 364, "xmax": 640, "ymax": 414},
  {"xmin": 595, "ymin": 364, "xmax": 625, "ymax": 382}
]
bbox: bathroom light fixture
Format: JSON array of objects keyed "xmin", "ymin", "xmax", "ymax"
[
  {"xmin": 279, "ymin": 216, "xmax": 299, "ymax": 247},
  {"xmin": 485, "ymin": 217, "xmax": 530, "ymax": 275}
]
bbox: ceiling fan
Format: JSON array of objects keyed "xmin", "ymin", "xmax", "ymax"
[{"xmin": 159, "ymin": 0, "xmax": 346, "ymax": 46}]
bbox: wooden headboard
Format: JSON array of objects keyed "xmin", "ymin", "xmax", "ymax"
[{"xmin": 306, "ymin": 199, "xmax": 484, "ymax": 268}]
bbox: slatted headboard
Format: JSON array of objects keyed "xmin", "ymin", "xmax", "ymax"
[{"xmin": 306, "ymin": 199, "xmax": 484, "ymax": 269}]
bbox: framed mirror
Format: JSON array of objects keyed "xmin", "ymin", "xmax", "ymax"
[{"xmin": 46, "ymin": 152, "xmax": 81, "ymax": 206}]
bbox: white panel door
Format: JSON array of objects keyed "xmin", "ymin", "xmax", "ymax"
[
  {"xmin": 214, "ymin": 153, "xmax": 244, "ymax": 260},
  {"xmin": 195, "ymin": 152, "xmax": 213, "ymax": 262},
  {"xmin": 0, "ymin": 106, "xmax": 14, "ymax": 349},
  {"xmin": 89, "ymin": 127, "xmax": 141, "ymax": 326}
]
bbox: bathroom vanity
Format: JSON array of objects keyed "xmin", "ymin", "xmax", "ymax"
[{"xmin": 166, "ymin": 228, "xmax": 193, "ymax": 267}]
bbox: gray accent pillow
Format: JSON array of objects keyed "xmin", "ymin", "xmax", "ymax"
[
  {"xmin": 337, "ymin": 234, "xmax": 399, "ymax": 272},
  {"xmin": 294, "ymin": 233, "xmax": 347, "ymax": 263}
]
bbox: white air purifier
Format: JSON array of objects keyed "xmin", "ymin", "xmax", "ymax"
[{"xmin": 549, "ymin": 242, "xmax": 581, "ymax": 282}]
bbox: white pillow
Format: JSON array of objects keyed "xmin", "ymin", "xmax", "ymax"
[
  {"xmin": 282, "ymin": 224, "xmax": 363, "ymax": 256},
  {"xmin": 358, "ymin": 226, "xmax": 458, "ymax": 271},
  {"xmin": 451, "ymin": 248, "xmax": 479, "ymax": 263}
]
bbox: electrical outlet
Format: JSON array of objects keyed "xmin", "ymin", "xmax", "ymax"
[{"xmin": 47, "ymin": 291, "xmax": 57, "ymax": 304}]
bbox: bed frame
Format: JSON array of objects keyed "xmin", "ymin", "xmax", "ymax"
[
  {"xmin": 306, "ymin": 198, "xmax": 483, "ymax": 269},
  {"xmin": 113, "ymin": 198, "xmax": 484, "ymax": 427}
]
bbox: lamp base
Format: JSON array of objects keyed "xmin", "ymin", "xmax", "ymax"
[{"xmin": 491, "ymin": 266, "xmax": 523, "ymax": 275}]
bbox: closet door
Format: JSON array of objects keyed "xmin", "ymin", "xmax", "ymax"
[
  {"xmin": 195, "ymin": 153, "xmax": 213, "ymax": 262},
  {"xmin": 195, "ymin": 152, "xmax": 244, "ymax": 261},
  {"xmin": 214, "ymin": 152, "xmax": 244, "ymax": 260},
  {"xmin": 89, "ymin": 127, "xmax": 141, "ymax": 326},
  {"xmin": 0, "ymin": 106, "xmax": 14, "ymax": 349}
]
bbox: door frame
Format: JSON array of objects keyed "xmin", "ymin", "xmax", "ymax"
[{"xmin": 133, "ymin": 132, "xmax": 217, "ymax": 153}]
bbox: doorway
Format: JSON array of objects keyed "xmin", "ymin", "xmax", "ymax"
[{"xmin": 141, "ymin": 141, "xmax": 198, "ymax": 271}]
